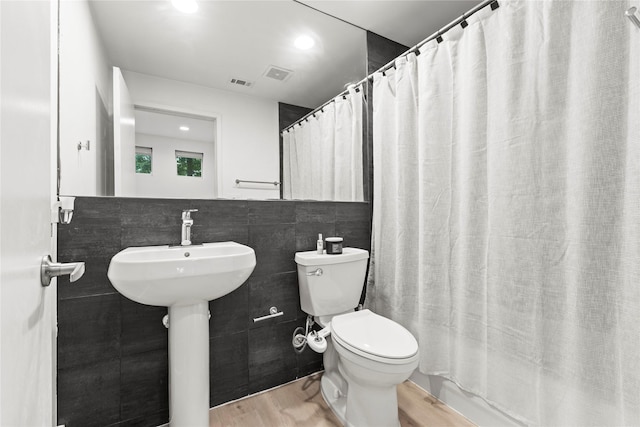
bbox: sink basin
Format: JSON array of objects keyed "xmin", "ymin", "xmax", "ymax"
[
  {"xmin": 107, "ymin": 241, "xmax": 256, "ymax": 307},
  {"xmin": 107, "ymin": 240, "xmax": 256, "ymax": 426}
]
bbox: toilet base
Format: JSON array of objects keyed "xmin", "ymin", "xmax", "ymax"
[
  {"xmin": 320, "ymin": 339, "xmax": 348, "ymax": 425},
  {"xmin": 321, "ymin": 373, "xmax": 348, "ymax": 425},
  {"xmin": 320, "ymin": 339, "xmax": 403, "ymax": 427},
  {"xmin": 321, "ymin": 372, "xmax": 401, "ymax": 427},
  {"xmin": 340, "ymin": 375, "xmax": 401, "ymax": 427}
]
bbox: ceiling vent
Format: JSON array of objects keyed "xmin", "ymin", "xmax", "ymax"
[
  {"xmin": 230, "ymin": 78, "xmax": 253, "ymax": 87},
  {"xmin": 264, "ymin": 66, "xmax": 293, "ymax": 82}
]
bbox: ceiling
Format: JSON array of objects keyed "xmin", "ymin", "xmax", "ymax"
[
  {"xmin": 300, "ymin": 1, "xmax": 480, "ymax": 47},
  {"xmin": 87, "ymin": 0, "xmax": 480, "ymax": 109},
  {"xmin": 135, "ymin": 108, "xmax": 215, "ymax": 143}
]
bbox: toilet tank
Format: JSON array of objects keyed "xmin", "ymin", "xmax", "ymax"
[{"xmin": 295, "ymin": 248, "xmax": 369, "ymax": 317}]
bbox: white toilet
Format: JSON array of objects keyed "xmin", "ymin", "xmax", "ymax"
[{"xmin": 295, "ymin": 248, "xmax": 419, "ymax": 427}]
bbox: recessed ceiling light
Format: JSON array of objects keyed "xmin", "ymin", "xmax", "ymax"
[
  {"xmin": 179, "ymin": 126, "xmax": 190, "ymax": 131},
  {"xmin": 172, "ymin": 0, "xmax": 198, "ymax": 14},
  {"xmin": 294, "ymin": 35, "xmax": 315, "ymax": 50}
]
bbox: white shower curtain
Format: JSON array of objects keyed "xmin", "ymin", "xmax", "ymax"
[
  {"xmin": 282, "ymin": 86, "xmax": 364, "ymax": 201},
  {"xmin": 369, "ymin": 1, "xmax": 640, "ymax": 425}
]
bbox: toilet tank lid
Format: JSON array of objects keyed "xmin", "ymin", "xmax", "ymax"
[{"xmin": 295, "ymin": 247, "xmax": 369, "ymax": 266}]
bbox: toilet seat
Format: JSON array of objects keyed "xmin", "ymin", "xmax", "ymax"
[{"xmin": 331, "ymin": 310, "xmax": 418, "ymax": 365}]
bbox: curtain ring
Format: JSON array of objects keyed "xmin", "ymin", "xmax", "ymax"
[
  {"xmin": 460, "ymin": 13, "xmax": 468, "ymax": 29},
  {"xmin": 436, "ymin": 31, "xmax": 443, "ymax": 44}
]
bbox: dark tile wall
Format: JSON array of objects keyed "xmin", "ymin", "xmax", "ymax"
[
  {"xmin": 278, "ymin": 102, "xmax": 313, "ymax": 199},
  {"xmin": 57, "ymin": 196, "xmax": 371, "ymax": 427}
]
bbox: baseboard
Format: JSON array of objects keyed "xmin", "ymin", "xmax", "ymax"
[{"xmin": 410, "ymin": 371, "xmax": 526, "ymax": 427}]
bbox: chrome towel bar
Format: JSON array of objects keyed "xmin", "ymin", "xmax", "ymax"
[
  {"xmin": 253, "ymin": 306, "xmax": 284, "ymax": 323},
  {"xmin": 235, "ymin": 179, "xmax": 280, "ymax": 186}
]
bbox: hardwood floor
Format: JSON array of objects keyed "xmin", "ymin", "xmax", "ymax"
[{"xmin": 209, "ymin": 373, "xmax": 476, "ymax": 427}]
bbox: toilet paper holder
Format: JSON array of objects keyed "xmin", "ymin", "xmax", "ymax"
[{"xmin": 253, "ymin": 306, "xmax": 284, "ymax": 323}]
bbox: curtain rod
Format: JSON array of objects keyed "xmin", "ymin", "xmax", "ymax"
[
  {"xmin": 282, "ymin": 0, "xmax": 499, "ymax": 134},
  {"xmin": 282, "ymin": 84, "xmax": 364, "ymax": 134}
]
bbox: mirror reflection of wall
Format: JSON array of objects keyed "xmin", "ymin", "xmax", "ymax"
[
  {"xmin": 58, "ymin": 0, "xmax": 367, "ymax": 201},
  {"xmin": 134, "ymin": 107, "xmax": 217, "ymax": 199}
]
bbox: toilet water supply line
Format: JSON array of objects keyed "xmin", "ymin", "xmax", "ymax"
[
  {"xmin": 292, "ymin": 315, "xmax": 331, "ymax": 354},
  {"xmin": 292, "ymin": 315, "xmax": 314, "ymax": 353}
]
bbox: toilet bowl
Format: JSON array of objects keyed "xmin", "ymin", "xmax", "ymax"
[
  {"xmin": 328, "ymin": 310, "xmax": 418, "ymax": 427},
  {"xmin": 295, "ymin": 248, "xmax": 419, "ymax": 427}
]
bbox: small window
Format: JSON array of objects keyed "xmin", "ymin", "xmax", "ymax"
[
  {"xmin": 135, "ymin": 147, "xmax": 152, "ymax": 174},
  {"xmin": 176, "ymin": 150, "xmax": 203, "ymax": 177}
]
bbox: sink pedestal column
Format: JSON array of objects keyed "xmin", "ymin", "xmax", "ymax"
[{"xmin": 168, "ymin": 301, "xmax": 209, "ymax": 427}]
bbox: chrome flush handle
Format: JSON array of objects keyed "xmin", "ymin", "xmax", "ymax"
[{"xmin": 306, "ymin": 268, "xmax": 323, "ymax": 276}]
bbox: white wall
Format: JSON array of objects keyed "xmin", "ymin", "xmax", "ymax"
[
  {"xmin": 135, "ymin": 133, "xmax": 217, "ymax": 199},
  {"xmin": 113, "ymin": 67, "xmax": 136, "ymax": 197},
  {"xmin": 122, "ymin": 71, "xmax": 280, "ymax": 199},
  {"xmin": 59, "ymin": 0, "xmax": 112, "ymax": 197}
]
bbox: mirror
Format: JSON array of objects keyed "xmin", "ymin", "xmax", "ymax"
[{"xmin": 58, "ymin": 0, "xmax": 367, "ymax": 200}]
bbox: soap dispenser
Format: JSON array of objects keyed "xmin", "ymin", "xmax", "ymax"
[{"xmin": 316, "ymin": 233, "xmax": 323, "ymax": 254}]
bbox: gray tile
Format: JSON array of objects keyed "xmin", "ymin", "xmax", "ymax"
[
  {"xmin": 120, "ymin": 226, "xmax": 179, "ymax": 247},
  {"xmin": 248, "ymin": 200, "xmax": 295, "ymax": 225},
  {"xmin": 249, "ymin": 369, "xmax": 298, "ymax": 396},
  {"xmin": 119, "ymin": 198, "xmax": 187, "ymax": 228},
  {"xmin": 335, "ymin": 220, "xmax": 372, "ymax": 252},
  {"xmin": 57, "ymin": 294, "xmax": 121, "ymax": 369},
  {"xmin": 57, "ymin": 359, "xmax": 120, "ymax": 427},
  {"xmin": 68, "ymin": 197, "xmax": 121, "ymax": 227},
  {"xmin": 295, "ymin": 201, "xmax": 336, "ymax": 223},
  {"xmin": 58, "ymin": 225, "xmax": 121, "ymax": 260},
  {"xmin": 248, "ymin": 320, "xmax": 298, "ymax": 394},
  {"xmin": 191, "ymin": 223, "xmax": 249, "ymax": 246},
  {"xmin": 190, "ymin": 199, "xmax": 248, "ymax": 228},
  {"xmin": 120, "ymin": 349, "xmax": 169, "ymax": 420},
  {"xmin": 249, "ymin": 223, "xmax": 296, "ymax": 276},
  {"xmin": 121, "ymin": 297, "xmax": 168, "ymax": 355},
  {"xmin": 298, "ymin": 359, "xmax": 324, "ymax": 378},
  {"xmin": 335, "ymin": 201, "xmax": 370, "ymax": 222},
  {"xmin": 210, "ymin": 332, "xmax": 249, "ymax": 406},
  {"xmin": 209, "ymin": 283, "xmax": 249, "ymax": 338}
]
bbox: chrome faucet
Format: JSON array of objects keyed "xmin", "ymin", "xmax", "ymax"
[{"xmin": 181, "ymin": 209, "xmax": 198, "ymax": 246}]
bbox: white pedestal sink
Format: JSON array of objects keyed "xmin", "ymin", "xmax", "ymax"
[{"xmin": 107, "ymin": 241, "xmax": 256, "ymax": 427}]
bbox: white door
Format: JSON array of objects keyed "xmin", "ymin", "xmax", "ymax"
[
  {"xmin": 0, "ymin": 0, "xmax": 58, "ymax": 425},
  {"xmin": 113, "ymin": 66, "xmax": 136, "ymax": 196}
]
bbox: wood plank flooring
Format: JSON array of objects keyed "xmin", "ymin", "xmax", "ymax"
[{"xmin": 209, "ymin": 373, "xmax": 476, "ymax": 427}]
